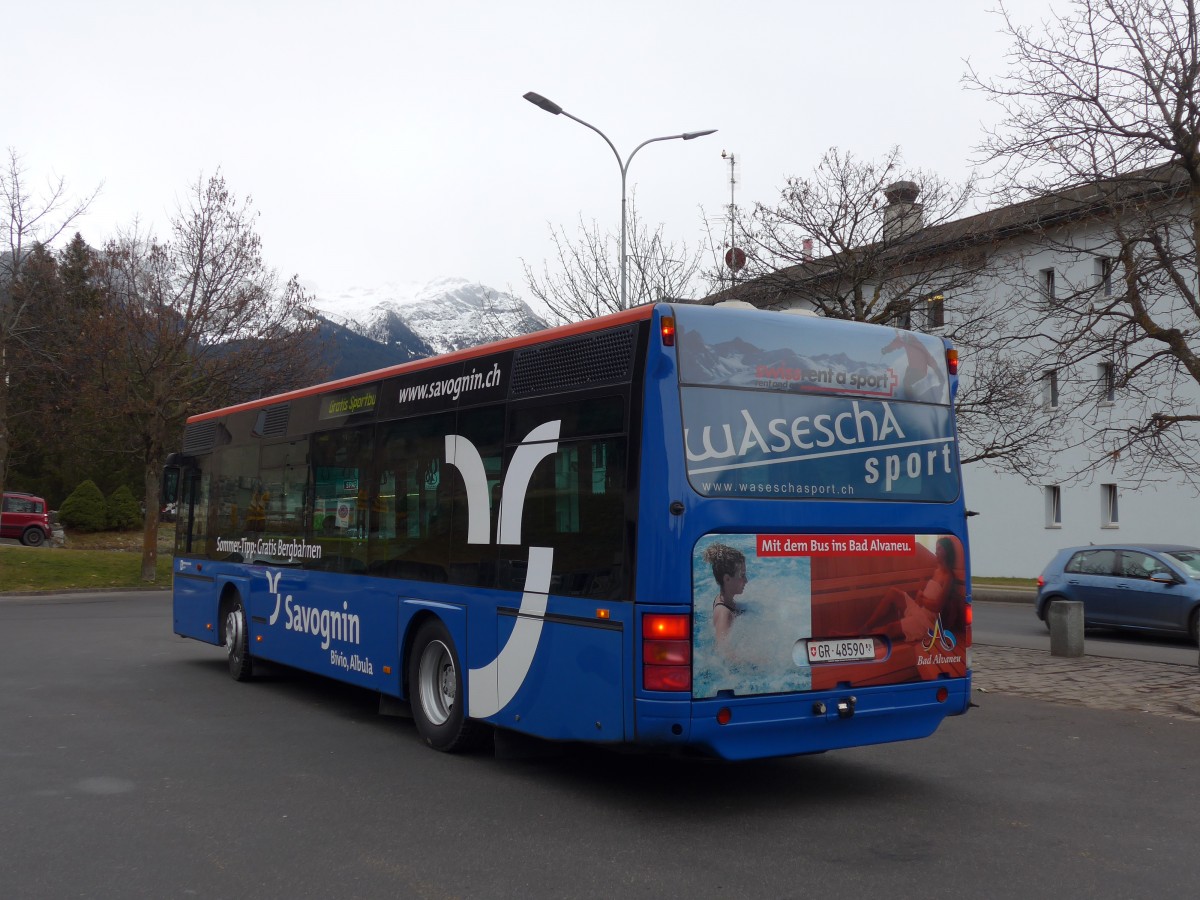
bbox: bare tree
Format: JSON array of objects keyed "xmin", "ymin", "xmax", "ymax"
[
  {"xmin": 729, "ymin": 148, "xmax": 977, "ymax": 318},
  {"xmin": 0, "ymin": 149, "xmax": 97, "ymax": 496},
  {"xmin": 716, "ymin": 147, "xmax": 1060, "ymax": 480},
  {"xmin": 523, "ymin": 198, "xmax": 705, "ymax": 323},
  {"xmin": 968, "ymin": 0, "xmax": 1200, "ymax": 484},
  {"xmin": 94, "ymin": 172, "xmax": 324, "ymax": 579}
]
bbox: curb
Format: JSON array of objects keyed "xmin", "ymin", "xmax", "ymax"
[{"xmin": 972, "ymin": 585, "xmax": 1036, "ymax": 605}]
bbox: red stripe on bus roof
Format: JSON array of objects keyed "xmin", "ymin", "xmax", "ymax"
[{"xmin": 188, "ymin": 304, "xmax": 658, "ymax": 423}]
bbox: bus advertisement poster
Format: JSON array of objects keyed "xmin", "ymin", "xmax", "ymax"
[
  {"xmin": 692, "ymin": 532, "xmax": 967, "ymax": 700},
  {"xmin": 680, "ymin": 387, "xmax": 960, "ymax": 502}
]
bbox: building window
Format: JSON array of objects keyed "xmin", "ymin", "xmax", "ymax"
[
  {"xmin": 1045, "ymin": 485, "xmax": 1062, "ymax": 528},
  {"xmin": 1101, "ymin": 484, "xmax": 1119, "ymax": 527},
  {"xmin": 1040, "ymin": 267, "xmax": 1056, "ymax": 302},
  {"xmin": 1094, "ymin": 256, "xmax": 1114, "ymax": 298},
  {"xmin": 1042, "ymin": 369, "xmax": 1059, "ymax": 409},
  {"xmin": 890, "ymin": 308, "xmax": 912, "ymax": 330},
  {"xmin": 1099, "ymin": 362, "xmax": 1116, "ymax": 404},
  {"xmin": 924, "ymin": 292, "xmax": 945, "ymax": 328}
]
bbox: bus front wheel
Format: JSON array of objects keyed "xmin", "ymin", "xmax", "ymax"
[
  {"xmin": 224, "ymin": 595, "xmax": 254, "ymax": 682},
  {"xmin": 408, "ymin": 619, "xmax": 482, "ymax": 752}
]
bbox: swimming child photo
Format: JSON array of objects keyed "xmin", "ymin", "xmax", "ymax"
[{"xmin": 691, "ymin": 534, "xmax": 814, "ymax": 699}]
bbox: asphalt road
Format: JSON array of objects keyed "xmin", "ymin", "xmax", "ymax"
[{"xmin": 2, "ymin": 590, "xmax": 1199, "ymax": 899}]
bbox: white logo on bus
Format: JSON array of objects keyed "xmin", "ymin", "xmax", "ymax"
[
  {"xmin": 445, "ymin": 421, "xmax": 560, "ymax": 719},
  {"xmin": 266, "ymin": 570, "xmax": 361, "ymax": 650}
]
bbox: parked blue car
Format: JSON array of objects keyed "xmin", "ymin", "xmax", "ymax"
[{"xmin": 1036, "ymin": 544, "xmax": 1200, "ymax": 644}]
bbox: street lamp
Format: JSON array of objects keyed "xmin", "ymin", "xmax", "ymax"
[{"xmin": 523, "ymin": 91, "xmax": 716, "ymax": 310}]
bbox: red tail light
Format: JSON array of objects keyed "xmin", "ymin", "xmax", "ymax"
[
  {"xmin": 946, "ymin": 347, "xmax": 959, "ymax": 375},
  {"xmin": 1037, "ymin": 575, "xmax": 1045, "ymax": 588},
  {"xmin": 643, "ymin": 613, "xmax": 691, "ymax": 692},
  {"xmin": 644, "ymin": 614, "xmax": 689, "ymax": 640}
]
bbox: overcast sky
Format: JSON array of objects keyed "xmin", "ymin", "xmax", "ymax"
[{"xmin": 7, "ymin": 0, "xmax": 1054, "ymax": 307}]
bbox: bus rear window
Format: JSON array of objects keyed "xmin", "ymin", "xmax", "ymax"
[
  {"xmin": 673, "ymin": 307, "xmax": 959, "ymax": 503},
  {"xmin": 674, "ymin": 305, "xmax": 951, "ymax": 405}
]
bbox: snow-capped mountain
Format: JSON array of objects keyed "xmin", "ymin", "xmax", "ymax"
[{"xmin": 312, "ymin": 277, "xmax": 548, "ymax": 358}]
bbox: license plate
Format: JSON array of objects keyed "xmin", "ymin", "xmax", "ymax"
[{"xmin": 805, "ymin": 638, "xmax": 876, "ymax": 663}]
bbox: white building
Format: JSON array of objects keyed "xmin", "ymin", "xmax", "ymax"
[{"xmin": 706, "ymin": 166, "xmax": 1199, "ymax": 576}]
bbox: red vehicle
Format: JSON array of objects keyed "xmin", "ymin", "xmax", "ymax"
[{"xmin": 1, "ymin": 492, "xmax": 52, "ymax": 547}]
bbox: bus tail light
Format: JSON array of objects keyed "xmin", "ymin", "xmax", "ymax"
[
  {"xmin": 644, "ymin": 665, "xmax": 691, "ymax": 692},
  {"xmin": 660, "ymin": 316, "xmax": 676, "ymax": 346},
  {"xmin": 963, "ymin": 603, "xmax": 973, "ymax": 648},
  {"xmin": 946, "ymin": 347, "xmax": 959, "ymax": 375},
  {"xmin": 643, "ymin": 613, "xmax": 691, "ymax": 692},
  {"xmin": 643, "ymin": 640, "xmax": 689, "ymax": 665}
]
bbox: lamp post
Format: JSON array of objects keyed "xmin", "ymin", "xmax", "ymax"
[{"xmin": 523, "ymin": 91, "xmax": 716, "ymax": 310}]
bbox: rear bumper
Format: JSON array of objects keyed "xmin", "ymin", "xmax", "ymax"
[{"xmin": 635, "ymin": 674, "xmax": 972, "ymax": 761}]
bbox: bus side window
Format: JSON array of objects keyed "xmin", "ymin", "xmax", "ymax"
[
  {"xmin": 308, "ymin": 427, "xmax": 373, "ymax": 573},
  {"xmin": 447, "ymin": 405, "xmax": 504, "ymax": 589},
  {"xmin": 162, "ymin": 467, "xmax": 181, "ymax": 505},
  {"xmin": 370, "ymin": 413, "xmax": 456, "ymax": 582},
  {"xmin": 260, "ymin": 440, "xmax": 308, "ymax": 540},
  {"xmin": 519, "ymin": 436, "xmax": 628, "ymax": 601},
  {"xmin": 215, "ymin": 445, "xmax": 260, "ymax": 537},
  {"xmin": 177, "ymin": 469, "xmax": 211, "ymax": 557}
]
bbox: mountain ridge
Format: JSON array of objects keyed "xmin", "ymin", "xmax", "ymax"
[{"xmin": 311, "ymin": 277, "xmax": 549, "ymax": 379}]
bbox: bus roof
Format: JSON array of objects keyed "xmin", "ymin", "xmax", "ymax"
[{"xmin": 188, "ymin": 304, "xmax": 657, "ymax": 424}]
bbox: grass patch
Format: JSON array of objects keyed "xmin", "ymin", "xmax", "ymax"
[
  {"xmin": 0, "ymin": 526, "xmax": 174, "ymax": 594},
  {"xmin": 972, "ymin": 577, "xmax": 1037, "ymax": 589}
]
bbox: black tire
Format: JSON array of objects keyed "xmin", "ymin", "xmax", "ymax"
[
  {"xmin": 224, "ymin": 595, "xmax": 254, "ymax": 682},
  {"xmin": 1189, "ymin": 608, "xmax": 1199, "ymax": 646},
  {"xmin": 1041, "ymin": 599, "xmax": 1054, "ymax": 631},
  {"xmin": 408, "ymin": 619, "xmax": 483, "ymax": 752},
  {"xmin": 21, "ymin": 527, "xmax": 45, "ymax": 547}
]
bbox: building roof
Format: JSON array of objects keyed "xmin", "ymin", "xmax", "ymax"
[{"xmin": 704, "ymin": 162, "xmax": 1191, "ymax": 307}]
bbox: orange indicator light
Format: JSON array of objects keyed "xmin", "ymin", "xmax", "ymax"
[
  {"xmin": 660, "ymin": 316, "xmax": 676, "ymax": 346},
  {"xmin": 596, "ymin": 608, "xmax": 610, "ymax": 620}
]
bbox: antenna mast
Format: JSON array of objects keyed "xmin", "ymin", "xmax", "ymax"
[{"xmin": 721, "ymin": 151, "xmax": 745, "ymax": 290}]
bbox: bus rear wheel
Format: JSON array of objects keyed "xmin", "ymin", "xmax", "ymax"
[
  {"xmin": 224, "ymin": 596, "xmax": 254, "ymax": 682},
  {"xmin": 409, "ymin": 619, "xmax": 482, "ymax": 752}
]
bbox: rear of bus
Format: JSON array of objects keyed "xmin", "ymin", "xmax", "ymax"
[{"xmin": 633, "ymin": 303, "xmax": 971, "ymax": 760}]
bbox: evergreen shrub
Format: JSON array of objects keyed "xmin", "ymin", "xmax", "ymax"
[
  {"xmin": 106, "ymin": 485, "xmax": 142, "ymax": 531},
  {"xmin": 58, "ymin": 480, "xmax": 109, "ymax": 532}
]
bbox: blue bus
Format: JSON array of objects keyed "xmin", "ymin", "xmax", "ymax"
[{"xmin": 164, "ymin": 302, "xmax": 972, "ymax": 760}]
